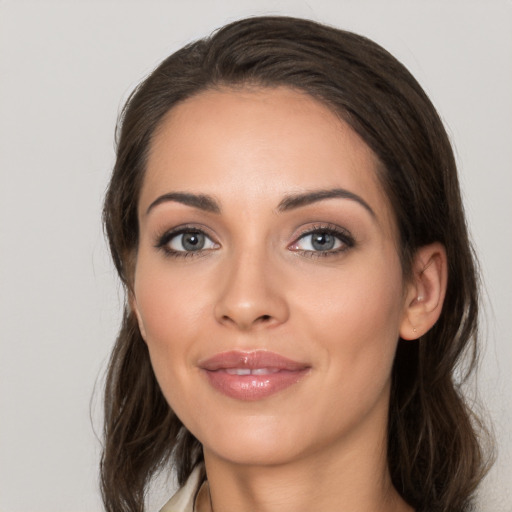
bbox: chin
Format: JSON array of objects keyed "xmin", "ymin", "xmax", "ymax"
[
  {"xmin": 189, "ymin": 409, "xmax": 303, "ymax": 466},
  {"xmin": 206, "ymin": 433, "xmax": 305, "ymax": 467}
]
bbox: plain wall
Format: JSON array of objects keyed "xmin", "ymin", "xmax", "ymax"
[{"xmin": 0, "ymin": 1, "xmax": 511, "ymax": 510}]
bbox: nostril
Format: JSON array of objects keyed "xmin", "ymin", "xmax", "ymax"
[{"xmin": 221, "ymin": 313, "xmax": 273, "ymax": 328}]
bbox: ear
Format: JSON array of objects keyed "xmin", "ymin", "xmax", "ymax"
[
  {"xmin": 400, "ymin": 242, "xmax": 448, "ymax": 340},
  {"xmin": 129, "ymin": 292, "xmax": 147, "ymax": 341}
]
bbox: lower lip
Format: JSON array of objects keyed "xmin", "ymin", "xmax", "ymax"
[{"xmin": 202, "ymin": 369, "xmax": 309, "ymax": 401}]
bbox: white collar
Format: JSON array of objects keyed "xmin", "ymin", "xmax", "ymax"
[{"xmin": 160, "ymin": 466, "xmax": 204, "ymax": 512}]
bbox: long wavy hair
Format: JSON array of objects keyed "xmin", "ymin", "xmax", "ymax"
[{"xmin": 101, "ymin": 16, "xmax": 490, "ymax": 512}]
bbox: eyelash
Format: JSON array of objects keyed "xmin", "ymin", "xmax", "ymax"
[
  {"xmin": 154, "ymin": 223, "xmax": 355, "ymax": 259},
  {"xmin": 290, "ymin": 224, "xmax": 355, "ymax": 258},
  {"xmin": 154, "ymin": 224, "xmax": 218, "ymax": 259}
]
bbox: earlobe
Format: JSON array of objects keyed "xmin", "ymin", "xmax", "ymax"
[{"xmin": 400, "ymin": 242, "xmax": 448, "ymax": 340}]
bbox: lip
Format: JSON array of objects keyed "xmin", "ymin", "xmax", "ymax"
[{"xmin": 198, "ymin": 350, "xmax": 310, "ymax": 401}]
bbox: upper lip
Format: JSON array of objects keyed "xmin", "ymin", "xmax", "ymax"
[{"xmin": 199, "ymin": 350, "xmax": 309, "ymax": 371}]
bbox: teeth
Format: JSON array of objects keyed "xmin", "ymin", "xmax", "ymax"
[
  {"xmin": 225, "ymin": 368, "xmax": 279, "ymax": 376},
  {"xmin": 226, "ymin": 368, "xmax": 251, "ymax": 376},
  {"xmin": 252, "ymin": 368, "xmax": 279, "ymax": 375}
]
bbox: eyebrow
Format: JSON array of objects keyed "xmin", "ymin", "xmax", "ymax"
[
  {"xmin": 146, "ymin": 188, "xmax": 375, "ymax": 218},
  {"xmin": 146, "ymin": 192, "xmax": 221, "ymax": 215},
  {"xmin": 277, "ymin": 188, "xmax": 375, "ymax": 217}
]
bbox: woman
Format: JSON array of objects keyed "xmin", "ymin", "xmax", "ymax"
[{"xmin": 101, "ymin": 16, "xmax": 490, "ymax": 512}]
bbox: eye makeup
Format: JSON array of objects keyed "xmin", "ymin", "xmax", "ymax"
[
  {"xmin": 154, "ymin": 224, "xmax": 220, "ymax": 259},
  {"xmin": 288, "ymin": 223, "xmax": 355, "ymax": 258},
  {"xmin": 152, "ymin": 221, "xmax": 355, "ymax": 260}
]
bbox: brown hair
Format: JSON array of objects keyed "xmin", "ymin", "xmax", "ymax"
[{"xmin": 101, "ymin": 16, "xmax": 490, "ymax": 512}]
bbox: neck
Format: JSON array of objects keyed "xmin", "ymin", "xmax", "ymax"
[{"xmin": 202, "ymin": 428, "xmax": 413, "ymax": 512}]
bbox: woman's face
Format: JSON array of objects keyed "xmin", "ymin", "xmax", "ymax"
[{"xmin": 133, "ymin": 87, "xmax": 411, "ymax": 467}]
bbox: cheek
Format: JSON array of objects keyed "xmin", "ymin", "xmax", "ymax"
[
  {"xmin": 132, "ymin": 258, "xmax": 209, "ymax": 392},
  {"xmin": 286, "ymin": 259, "xmax": 404, "ymax": 441},
  {"xmin": 134, "ymin": 250, "xmax": 210, "ymax": 335},
  {"xmin": 295, "ymin": 252, "xmax": 404, "ymax": 387}
]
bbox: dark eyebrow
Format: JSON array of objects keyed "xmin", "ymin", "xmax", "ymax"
[
  {"xmin": 146, "ymin": 192, "xmax": 221, "ymax": 215},
  {"xmin": 277, "ymin": 188, "xmax": 375, "ymax": 217}
]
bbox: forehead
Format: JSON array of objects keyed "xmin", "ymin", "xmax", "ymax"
[{"xmin": 141, "ymin": 86, "xmax": 394, "ymax": 233}]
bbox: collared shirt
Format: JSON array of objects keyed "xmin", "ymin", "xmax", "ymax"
[
  {"xmin": 160, "ymin": 468, "xmax": 418, "ymax": 511},
  {"xmin": 160, "ymin": 466, "xmax": 211, "ymax": 512}
]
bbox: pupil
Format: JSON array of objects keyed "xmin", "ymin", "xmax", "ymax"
[
  {"xmin": 182, "ymin": 232, "xmax": 205, "ymax": 251},
  {"xmin": 312, "ymin": 232, "xmax": 334, "ymax": 251}
]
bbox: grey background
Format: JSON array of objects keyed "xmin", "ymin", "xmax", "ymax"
[{"xmin": 1, "ymin": 1, "xmax": 511, "ymax": 510}]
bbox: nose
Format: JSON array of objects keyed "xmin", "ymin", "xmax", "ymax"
[{"xmin": 213, "ymin": 248, "xmax": 289, "ymax": 331}]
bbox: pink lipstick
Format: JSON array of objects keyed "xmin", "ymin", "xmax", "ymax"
[{"xmin": 199, "ymin": 350, "xmax": 310, "ymax": 401}]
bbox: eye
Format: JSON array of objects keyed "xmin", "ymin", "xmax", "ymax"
[
  {"xmin": 289, "ymin": 226, "xmax": 354, "ymax": 256},
  {"xmin": 168, "ymin": 231, "xmax": 216, "ymax": 252},
  {"xmin": 156, "ymin": 228, "xmax": 218, "ymax": 256}
]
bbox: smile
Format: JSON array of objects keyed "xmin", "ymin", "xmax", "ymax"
[
  {"xmin": 224, "ymin": 368, "xmax": 280, "ymax": 375},
  {"xmin": 199, "ymin": 350, "xmax": 310, "ymax": 401}
]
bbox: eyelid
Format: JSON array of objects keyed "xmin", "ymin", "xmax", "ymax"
[
  {"xmin": 288, "ymin": 223, "xmax": 355, "ymax": 255},
  {"xmin": 152, "ymin": 222, "xmax": 354, "ymax": 259},
  {"xmin": 154, "ymin": 224, "xmax": 220, "ymax": 257}
]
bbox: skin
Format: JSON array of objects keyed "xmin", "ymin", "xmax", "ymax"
[{"xmin": 132, "ymin": 87, "xmax": 445, "ymax": 512}]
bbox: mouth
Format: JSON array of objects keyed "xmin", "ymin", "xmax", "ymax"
[
  {"xmin": 198, "ymin": 350, "xmax": 310, "ymax": 401},
  {"xmin": 224, "ymin": 368, "xmax": 281, "ymax": 375}
]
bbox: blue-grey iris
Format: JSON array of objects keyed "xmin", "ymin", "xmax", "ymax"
[
  {"xmin": 182, "ymin": 232, "xmax": 205, "ymax": 251},
  {"xmin": 312, "ymin": 232, "xmax": 335, "ymax": 251}
]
